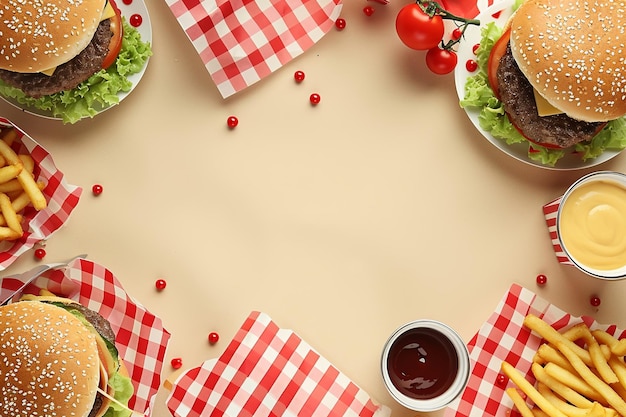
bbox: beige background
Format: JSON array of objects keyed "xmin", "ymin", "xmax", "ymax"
[{"xmin": 2, "ymin": 1, "xmax": 626, "ymax": 416}]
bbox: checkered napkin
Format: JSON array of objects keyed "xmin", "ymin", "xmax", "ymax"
[
  {"xmin": 163, "ymin": 0, "xmax": 343, "ymax": 98},
  {"xmin": 0, "ymin": 257, "xmax": 171, "ymax": 416},
  {"xmin": 543, "ymin": 197, "xmax": 574, "ymax": 266},
  {"xmin": 166, "ymin": 311, "xmax": 390, "ymax": 417},
  {"xmin": 443, "ymin": 283, "xmax": 626, "ymax": 417},
  {"xmin": 0, "ymin": 117, "xmax": 82, "ymax": 271}
]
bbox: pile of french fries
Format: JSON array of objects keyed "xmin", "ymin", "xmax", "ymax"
[
  {"xmin": 502, "ymin": 314, "xmax": 626, "ymax": 417},
  {"xmin": 0, "ymin": 127, "xmax": 47, "ymax": 241}
]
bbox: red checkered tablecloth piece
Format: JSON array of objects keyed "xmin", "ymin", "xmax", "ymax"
[
  {"xmin": 0, "ymin": 117, "xmax": 81, "ymax": 270},
  {"xmin": 443, "ymin": 283, "xmax": 626, "ymax": 417},
  {"xmin": 166, "ymin": 311, "xmax": 390, "ymax": 417},
  {"xmin": 1, "ymin": 257, "xmax": 171, "ymax": 416},
  {"xmin": 543, "ymin": 197, "xmax": 574, "ymax": 265},
  {"xmin": 164, "ymin": 0, "xmax": 343, "ymax": 98}
]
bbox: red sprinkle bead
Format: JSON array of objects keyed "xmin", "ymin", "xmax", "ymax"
[
  {"xmin": 155, "ymin": 279, "xmax": 167, "ymax": 291},
  {"xmin": 590, "ymin": 295, "xmax": 601, "ymax": 307},
  {"xmin": 130, "ymin": 14, "xmax": 143, "ymax": 27},
  {"xmin": 122, "ymin": 0, "xmax": 132, "ymax": 4},
  {"xmin": 171, "ymin": 357, "xmax": 183, "ymax": 369},
  {"xmin": 472, "ymin": 43, "xmax": 480, "ymax": 54},
  {"xmin": 363, "ymin": 6, "xmax": 375, "ymax": 16},
  {"xmin": 335, "ymin": 18, "xmax": 346, "ymax": 30},
  {"xmin": 92, "ymin": 184, "xmax": 103, "ymax": 195},
  {"xmin": 536, "ymin": 274, "xmax": 547, "ymax": 286},
  {"xmin": 465, "ymin": 60, "xmax": 478, "ymax": 72},
  {"xmin": 294, "ymin": 70, "xmax": 305, "ymax": 83},
  {"xmin": 34, "ymin": 248, "xmax": 46, "ymax": 260},
  {"xmin": 452, "ymin": 28, "xmax": 463, "ymax": 40},
  {"xmin": 227, "ymin": 116, "xmax": 239, "ymax": 128},
  {"xmin": 208, "ymin": 332, "xmax": 220, "ymax": 344},
  {"xmin": 309, "ymin": 93, "xmax": 321, "ymax": 105},
  {"xmin": 496, "ymin": 373, "xmax": 507, "ymax": 386}
]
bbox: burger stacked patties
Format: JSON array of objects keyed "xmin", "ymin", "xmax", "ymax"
[
  {"xmin": 0, "ymin": 0, "xmax": 112, "ymax": 98},
  {"xmin": 493, "ymin": 0, "xmax": 626, "ymax": 149}
]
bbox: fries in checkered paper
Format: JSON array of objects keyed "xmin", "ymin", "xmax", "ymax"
[
  {"xmin": 502, "ymin": 314, "xmax": 626, "ymax": 417},
  {"xmin": 0, "ymin": 127, "xmax": 47, "ymax": 241}
]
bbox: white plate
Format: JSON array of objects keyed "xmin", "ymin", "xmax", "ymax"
[
  {"xmin": 454, "ymin": 0, "xmax": 623, "ymax": 170},
  {"xmin": 0, "ymin": 0, "xmax": 152, "ymax": 121}
]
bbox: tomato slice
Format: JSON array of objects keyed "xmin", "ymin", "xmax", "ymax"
[
  {"xmin": 102, "ymin": 0, "xmax": 124, "ymax": 70},
  {"xmin": 486, "ymin": 28, "xmax": 510, "ymax": 100}
]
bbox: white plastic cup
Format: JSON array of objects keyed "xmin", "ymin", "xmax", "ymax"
[
  {"xmin": 556, "ymin": 171, "xmax": 626, "ymax": 280},
  {"xmin": 380, "ymin": 319, "xmax": 470, "ymax": 412}
]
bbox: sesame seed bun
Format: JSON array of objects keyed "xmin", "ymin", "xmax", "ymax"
[
  {"xmin": 0, "ymin": 0, "xmax": 107, "ymax": 73},
  {"xmin": 0, "ymin": 301, "xmax": 100, "ymax": 417},
  {"xmin": 510, "ymin": 0, "xmax": 626, "ymax": 122}
]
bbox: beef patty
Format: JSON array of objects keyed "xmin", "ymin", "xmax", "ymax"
[
  {"xmin": 496, "ymin": 43, "xmax": 604, "ymax": 148},
  {"xmin": 0, "ymin": 20, "xmax": 113, "ymax": 98}
]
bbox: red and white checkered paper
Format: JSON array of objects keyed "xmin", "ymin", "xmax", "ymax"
[
  {"xmin": 166, "ymin": 311, "xmax": 390, "ymax": 417},
  {"xmin": 164, "ymin": 0, "xmax": 343, "ymax": 98},
  {"xmin": 443, "ymin": 283, "xmax": 626, "ymax": 417},
  {"xmin": 543, "ymin": 197, "xmax": 574, "ymax": 266},
  {"xmin": 0, "ymin": 257, "xmax": 171, "ymax": 416},
  {"xmin": 0, "ymin": 117, "xmax": 81, "ymax": 270}
]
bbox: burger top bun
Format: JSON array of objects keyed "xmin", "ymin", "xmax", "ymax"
[
  {"xmin": 510, "ymin": 0, "xmax": 626, "ymax": 122},
  {"xmin": 0, "ymin": 301, "xmax": 100, "ymax": 417},
  {"xmin": 0, "ymin": 0, "xmax": 107, "ymax": 73}
]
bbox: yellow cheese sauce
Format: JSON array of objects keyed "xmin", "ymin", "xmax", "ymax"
[{"xmin": 560, "ymin": 180, "xmax": 626, "ymax": 271}]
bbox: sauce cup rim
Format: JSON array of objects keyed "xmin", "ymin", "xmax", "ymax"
[
  {"xmin": 380, "ymin": 319, "xmax": 470, "ymax": 412},
  {"xmin": 556, "ymin": 170, "xmax": 626, "ymax": 280}
]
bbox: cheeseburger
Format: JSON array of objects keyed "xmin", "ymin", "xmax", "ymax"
[
  {"xmin": 461, "ymin": 0, "xmax": 626, "ymax": 165},
  {"xmin": 0, "ymin": 0, "xmax": 152, "ymax": 123},
  {"xmin": 0, "ymin": 296, "xmax": 134, "ymax": 417}
]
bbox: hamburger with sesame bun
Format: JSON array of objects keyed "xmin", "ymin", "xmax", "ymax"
[
  {"xmin": 0, "ymin": 297, "xmax": 135, "ymax": 417},
  {"xmin": 461, "ymin": 0, "xmax": 626, "ymax": 166},
  {"xmin": 0, "ymin": 0, "xmax": 152, "ymax": 123}
]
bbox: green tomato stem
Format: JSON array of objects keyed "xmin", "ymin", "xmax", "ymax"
[{"xmin": 417, "ymin": 0, "xmax": 480, "ymax": 51}]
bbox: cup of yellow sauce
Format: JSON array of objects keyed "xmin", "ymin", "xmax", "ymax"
[{"xmin": 557, "ymin": 171, "xmax": 626, "ymax": 279}]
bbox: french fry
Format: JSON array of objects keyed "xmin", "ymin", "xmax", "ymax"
[
  {"xmin": 501, "ymin": 361, "xmax": 568, "ymax": 417},
  {"xmin": 0, "ymin": 226, "xmax": 20, "ymax": 240},
  {"xmin": 544, "ymin": 362, "xmax": 607, "ymax": 404},
  {"xmin": 0, "ymin": 136, "xmax": 46, "ymax": 211},
  {"xmin": 532, "ymin": 362, "xmax": 594, "ymax": 408},
  {"xmin": 556, "ymin": 342, "xmax": 626, "ymax": 416},
  {"xmin": 0, "ymin": 179, "xmax": 24, "ymax": 194},
  {"xmin": 524, "ymin": 315, "xmax": 595, "ymax": 366},
  {"xmin": 506, "ymin": 387, "xmax": 536, "ymax": 417},
  {"xmin": 537, "ymin": 381, "xmax": 592, "ymax": 417},
  {"xmin": 18, "ymin": 154, "xmax": 34, "ymax": 174},
  {"xmin": 0, "ymin": 192, "xmax": 22, "ymax": 236},
  {"xmin": 0, "ymin": 163, "xmax": 22, "ymax": 184},
  {"xmin": 537, "ymin": 344, "xmax": 577, "ymax": 374},
  {"xmin": 592, "ymin": 330, "xmax": 626, "ymax": 357},
  {"xmin": 1, "ymin": 127, "xmax": 18, "ymax": 146}
]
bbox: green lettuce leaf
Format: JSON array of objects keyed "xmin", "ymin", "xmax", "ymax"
[
  {"xmin": 104, "ymin": 371, "xmax": 135, "ymax": 417},
  {"xmin": 460, "ymin": 20, "xmax": 626, "ymax": 167},
  {"xmin": 0, "ymin": 19, "xmax": 152, "ymax": 124}
]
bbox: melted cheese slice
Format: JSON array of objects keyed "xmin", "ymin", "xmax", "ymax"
[
  {"xmin": 39, "ymin": 1, "xmax": 115, "ymax": 76},
  {"xmin": 533, "ymin": 88, "xmax": 564, "ymax": 116}
]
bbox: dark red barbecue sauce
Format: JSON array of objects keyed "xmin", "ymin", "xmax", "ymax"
[{"xmin": 387, "ymin": 328, "xmax": 458, "ymax": 400}]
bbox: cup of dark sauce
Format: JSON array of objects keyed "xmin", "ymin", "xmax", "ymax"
[{"xmin": 380, "ymin": 319, "xmax": 470, "ymax": 411}]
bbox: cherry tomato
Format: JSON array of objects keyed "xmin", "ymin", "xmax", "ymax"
[
  {"xmin": 425, "ymin": 47, "xmax": 458, "ymax": 75},
  {"xmin": 102, "ymin": 0, "xmax": 124, "ymax": 69},
  {"xmin": 395, "ymin": 4, "xmax": 444, "ymax": 51}
]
